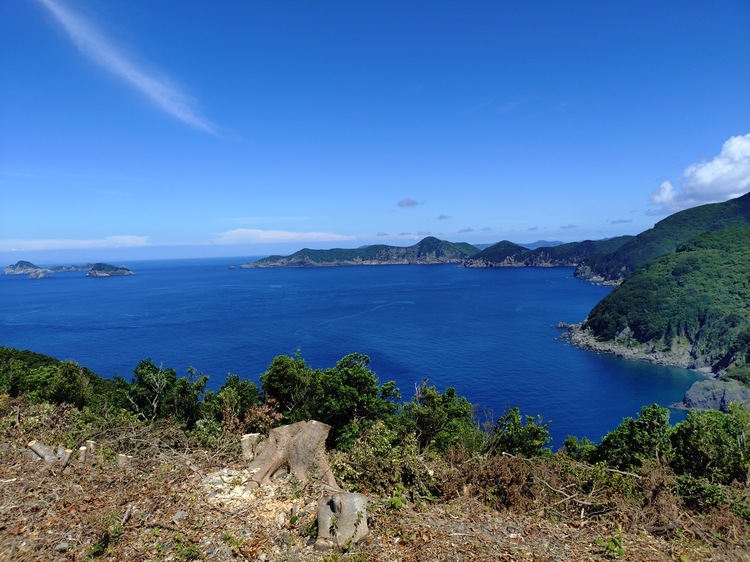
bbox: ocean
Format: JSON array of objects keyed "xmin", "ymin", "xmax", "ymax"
[{"xmin": 0, "ymin": 258, "xmax": 702, "ymax": 446}]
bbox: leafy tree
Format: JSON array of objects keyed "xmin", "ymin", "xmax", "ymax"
[
  {"xmin": 260, "ymin": 352, "xmax": 399, "ymax": 449},
  {"xmin": 116, "ymin": 359, "xmax": 208, "ymax": 427},
  {"xmin": 671, "ymin": 404, "xmax": 750, "ymax": 485},
  {"xmin": 561, "ymin": 435, "xmax": 597, "ymax": 463},
  {"xmin": 593, "ymin": 404, "xmax": 672, "ymax": 471},
  {"xmin": 398, "ymin": 380, "xmax": 484, "ymax": 452},
  {"xmin": 489, "ymin": 407, "xmax": 551, "ymax": 457},
  {"xmin": 43, "ymin": 361, "xmax": 91, "ymax": 409},
  {"xmin": 260, "ymin": 352, "xmax": 320, "ymax": 421},
  {"xmin": 202, "ymin": 373, "xmax": 266, "ymax": 433}
]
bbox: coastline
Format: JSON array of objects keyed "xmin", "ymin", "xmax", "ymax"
[
  {"xmin": 560, "ymin": 323, "xmax": 705, "ymax": 372},
  {"xmin": 561, "ymin": 324, "xmax": 750, "ymax": 411}
]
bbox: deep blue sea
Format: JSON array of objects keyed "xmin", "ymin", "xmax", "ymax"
[{"xmin": 0, "ymin": 258, "xmax": 702, "ymax": 446}]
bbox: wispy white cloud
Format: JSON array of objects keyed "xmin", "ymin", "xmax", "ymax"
[
  {"xmin": 36, "ymin": 0, "xmax": 216, "ymax": 134},
  {"xmin": 213, "ymin": 229, "xmax": 356, "ymax": 245},
  {"xmin": 0, "ymin": 235, "xmax": 150, "ymax": 252},
  {"xmin": 649, "ymin": 133, "xmax": 750, "ymax": 214},
  {"xmin": 560, "ymin": 224, "xmax": 577, "ymax": 229}
]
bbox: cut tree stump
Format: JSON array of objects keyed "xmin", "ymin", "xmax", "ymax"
[
  {"xmin": 315, "ymin": 492, "xmax": 369, "ymax": 551},
  {"xmin": 245, "ymin": 420, "xmax": 339, "ymax": 490},
  {"xmin": 28, "ymin": 440, "xmax": 57, "ymax": 463},
  {"xmin": 240, "ymin": 433, "xmax": 262, "ymax": 460}
]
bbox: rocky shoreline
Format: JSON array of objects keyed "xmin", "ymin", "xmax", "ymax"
[
  {"xmin": 561, "ymin": 324, "xmax": 750, "ymax": 411},
  {"xmin": 560, "ymin": 323, "xmax": 700, "ymax": 370}
]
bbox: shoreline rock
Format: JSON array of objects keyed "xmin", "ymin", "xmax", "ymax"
[
  {"xmin": 561, "ymin": 323, "xmax": 700, "ymax": 370},
  {"xmin": 562, "ymin": 324, "xmax": 750, "ymax": 410}
]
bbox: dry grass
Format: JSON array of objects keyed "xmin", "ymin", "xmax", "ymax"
[{"xmin": 1, "ymin": 397, "xmax": 748, "ymax": 561}]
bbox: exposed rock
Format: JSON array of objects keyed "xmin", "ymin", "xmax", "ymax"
[
  {"xmin": 562, "ymin": 324, "xmax": 697, "ymax": 369},
  {"xmin": 4, "ymin": 260, "xmax": 51, "ymax": 276},
  {"xmin": 679, "ymin": 379, "xmax": 750, "ymax": 411},
  {"xmin": 28, "ymin": 269, "xmax": 51, "ymax": 279}
]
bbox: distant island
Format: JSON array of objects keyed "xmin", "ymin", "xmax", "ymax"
[
  {"xmin": 3, "ymin": 260, "xmax": 133, "ymax": 278},
  {"xmin": 241, "ymin": 236, "xmax": 478, "ymax": 268},
  {"xmin": 86, "ymin": 263, "xmax": 134, "ymax": 277}
]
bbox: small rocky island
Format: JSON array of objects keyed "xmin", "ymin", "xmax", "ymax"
[
  {"xmin": 3, "ymin": 260, "xmax": 133, "ymax": 278},
  {"xmin": 86, "ymin": 263, "xmax": 134, "ymax": 277}
]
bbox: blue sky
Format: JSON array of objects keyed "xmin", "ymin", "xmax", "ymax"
[{"xmin": 1, "ymin": 0, "xmax": 749, "ymax": 263}]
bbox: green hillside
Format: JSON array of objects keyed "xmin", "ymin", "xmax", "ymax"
[
  {"xmin": 244, "ymin": 237, "xmax": 478, "ymax": 267},
  {"xmin": 463, "ymin": 236, "xmax": 632, "ymax": 268},
  {"xmin": 575, "ymin": 192, "xmax": 750, "ymax": 284},
  {"xmin": 583, "ymin": 227, "xmax": 750, "ymax": 374}
]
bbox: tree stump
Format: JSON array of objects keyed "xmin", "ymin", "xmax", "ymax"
[
  {"xmin": 240, "ymin": 433, "xmax": 262, "ymax": 460},
  {"xmin": 28, "ymin": 440, "xmax": 57, "ymax": 462},
  {"xmin": 245, "ymin": 420, "xmax": 339, "ymax": 489},
  {"xmin": 314, "ymin": 492, "xmax": 369, "ymax": 551}
]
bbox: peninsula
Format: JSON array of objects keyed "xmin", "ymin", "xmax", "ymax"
[{"xmin": 241, "ymin": 236, "xmax": 478, "ymax": 268}]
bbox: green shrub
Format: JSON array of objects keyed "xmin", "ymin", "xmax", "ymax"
[
  {"xmin": 489, "ymin": 407, "xmax": 551, "ymax": 458},
  {"xmin": 594, "ymin": 405, "xmax": 672, "ymax": 471},
  {"xmin": 671, "ymin": 404, "xmax": 750, "ymax": 484}
]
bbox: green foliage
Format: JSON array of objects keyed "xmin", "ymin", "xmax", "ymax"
[
  {"xmin": 561, "ymin": 435, "xmax": 597, "ymax": 463},
  {"xmin": 468, "ymin": 236, "xmax": 633, "ymax": 266},
  {"xmin": 116, "ymin": 359, "xmax": 208, "ymax": 427},
  {"xmin": 201, "ymin": 373, "xmax": 261, "ymax": 433},
  {"xmin": 261, "ymin": 352, "xmax": 399, "ymax": 449},
  {"xmin": 594, "ymin": 405, "xmax": 672, "ymax": 471},
  {"xmin": 0, "ymin": 346, "xmax": 115, "ymax": 409},
  {"xmin": 670, "ymin": 404, "xmax": 750, "ymax": 485},
  {"xmin": 397, "ymin": 380, "xmax": 485, "ymax": 453},
  {"xmin": 490, "ymin": 407, "xmax": 551, "ymax": 457},
  {"xmin": 253, "ymin": 237, "xmax": 478, "ymax": 266},
  {"xmin": 330, "ymin": 419, "xmax": 434, "ymax": 497},
  {"xmin": 596, "ymin": 535, "xmax": 625, "ymax": 558},
  {"xmin": 584, "ymin": 228, "xmax": 750, "ymax": 373},
  {"xmin": 578, "ymin": 192, "xmax": 750, "ymax": 283}
]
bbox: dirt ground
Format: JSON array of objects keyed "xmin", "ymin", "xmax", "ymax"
[{"xmin": 2, "ymin": 440, "xmax": 749, "ymax": 562}]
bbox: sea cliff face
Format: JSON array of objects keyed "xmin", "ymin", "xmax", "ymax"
[
  {"xmin": 561, "ymin": 324, "xmax": 701, "ymax": 370},
  {"xmin": 3, "ymin": 261, "xmax": 51, "ymax": 277}
]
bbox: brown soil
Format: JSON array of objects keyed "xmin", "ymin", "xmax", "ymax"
[{"xmin": 1, "ymin": 399, "xmax": 748, "ymax": 561}]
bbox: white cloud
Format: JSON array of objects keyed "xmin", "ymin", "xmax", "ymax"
[
  {"xmin": 36, "ymin": 0, "xmax": 216, "ymax": 133},
  {"xmin": 213, "ymin": 229, "xmax": 356, "ymax": 245},
  {"xmin": 0, "ymin": 235, "xmax": 150, "ymax": 252},
  {"xmin": 649, "ymin": 133, "xmax": 750, "ymax": 213}
]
